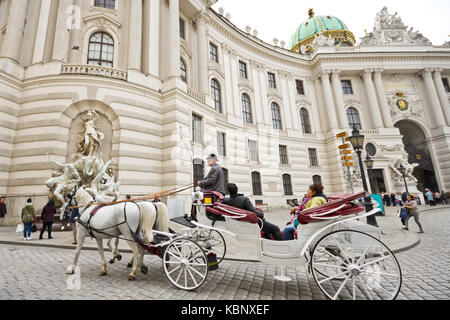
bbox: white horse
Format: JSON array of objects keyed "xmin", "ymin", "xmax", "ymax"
[{"xmin": 66, "ymin": 187, "xmax": 169, "ymax": 280}]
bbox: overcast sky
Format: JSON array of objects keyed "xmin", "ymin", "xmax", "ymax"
[{"xmin": 212, "ymin": 0, "xmax": 450, "ymax": 46}]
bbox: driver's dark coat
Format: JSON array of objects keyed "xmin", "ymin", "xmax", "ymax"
[{"xmin": 199, "ymin": 163, "xmax": 225, "ymax": 195}]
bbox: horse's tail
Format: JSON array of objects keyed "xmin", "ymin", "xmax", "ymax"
[
  {"xmin": 154, "ymin": 202, "xmax": 169, "ymax": 233},
  {"xmin": 137, "ymin": 202, "xmax": 157, "ymax": 243}
]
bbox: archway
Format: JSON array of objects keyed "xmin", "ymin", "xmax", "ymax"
[{"xmin": 394, "ymin": 120, "xmax": 438, "ymax": 192}]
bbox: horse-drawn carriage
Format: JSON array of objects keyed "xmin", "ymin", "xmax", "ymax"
[{"xmin": 67, "ymin": 186, "xmax": 402, "ymax": 300}]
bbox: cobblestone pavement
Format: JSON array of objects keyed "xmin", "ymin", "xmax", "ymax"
[{"xmin": 0, "ymin": 208, "xmax": 448, "ymax": 300}]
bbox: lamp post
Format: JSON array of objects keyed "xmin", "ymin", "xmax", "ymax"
[
  {"xmin": 349, "ymin": 126, "xmax": 379, "ymax": 227},
  {"xmin": 398, "ymin": 164, "xmax": 409, "ymax": 195},
  {"xmin": 364, "ymin": 154, "xmax": 374, "ymax": 193}
]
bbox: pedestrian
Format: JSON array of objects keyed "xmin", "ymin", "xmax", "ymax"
[
  {"xmin": 425, "ymin": 189, "xmax": 434, "ymax": 206},
  {"xmin": 402, "ymin": 194, "xmax": 424, "ymax": 234},
  {"xmin": 383, "ymin": 192, "xmax": 391, "ymax": 206},
  {"xmin": 0, "ymin": 196, "xmax": 7, "ymax": 219},
  {"xmin": 21, "ymin": 198, "xmax": 36, "ymax": 240},
  {"xmin": 434, "ymin": 192, "xmax": 441, "ymax": 205},
  {"xmin": 39, "ymin": 199, "xmax": 56, "ymax": 240},
  {"xmin": 402, "ymin": 191, "xmax": 408, "ymax": 203},
  {"xmin": 390, "ymin": 192, "xmax": 396, "ymax": 206},
  {"xmin": 441, "ymin": 191, "xmax": 448, "ymax": 205},
  {"xmin": 396, "ymin": 192, "xmax": 403, "ymax": 206}
]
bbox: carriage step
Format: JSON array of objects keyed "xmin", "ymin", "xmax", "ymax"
[{"xmin": 170, "ymin": 217, "xmax": 197, "ymax": 228}]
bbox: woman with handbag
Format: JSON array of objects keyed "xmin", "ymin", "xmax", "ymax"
[
  {"xmin": 403, "ymin": 194, "xmax": 424, "ymax": 234},
  {"xmin": 21, "ymin": 198, "xmax": 36, "ymax": 240},
  {"xmin": 40, "ymin": 199, "xmax": 56, "ymax": 239}
]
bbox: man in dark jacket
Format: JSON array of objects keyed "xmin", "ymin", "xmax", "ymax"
[
  {"xmin": 40, "ymin": 199, "xmax": 56, "ymax": 239},
  {"xmin": 0, "ymin": 196, "xmax": 6, "ymax": 219},
  {"xmin": 222, "ymin": 183, "xmax": 282, "ymax": 241},
  {"xmin": 197, "ymin": 154, "xmax": 226, "ymax": 196}
]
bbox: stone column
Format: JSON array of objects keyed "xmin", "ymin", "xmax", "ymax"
[
  {"xmin": 0, "ymin": 0, "xmax": 28, "ymax": 63},
  {"xmin": 147, "ymin": 0, "xmax": 160, "ymax": 77},
  {"xmin": 196, "ymin": 10, "xmax": 209, "ymax": 95},
  {"xmin": 330, "ymin": 70, "xmax": 349, "ymax": 129},
  {"xmin": 373, "ymin": 69, "xmax": 394, "ymax": 128},
  {"xmin": 361, "ymin": 69, "xmax": 384, "ymax": 129},
  {"xmin": 68, "ymin": 0, "xmax": 82, "ymax": 64},
  {"xmin": 168, "ymin": 0, "xmax": 180, "ymax": 79},
  {"xmin": 128, "ymin": 0, "xmax": 143, "ymax": 71},
  {"xmin": 319, "ymin": 70, "xmax": 339, "ymax": 130},
  {"xmin": 52, "ymin": 0, "xmax": 73, "ymax": 63},
  {"xmin": 420, "ymin": 68, "xmax": 446, "ymax": 128},
  {"xmin": 32, "ymin": 0, "xmax": 52, "ymax": 64},
  {"xmin": 432, "ymin": 68, "xmax": 450, "ymax": 126}
]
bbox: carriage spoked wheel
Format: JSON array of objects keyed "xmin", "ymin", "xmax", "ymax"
[
  {"xmin": 191, "ymin": 229, "xmax": 226, "ymax": 264},
  {"xmin": 162, "ymin": 238, "xmax": 209, "ymax": 291},
  {"xmin": 311, "ymin": 230, "xmax": 402, "ymax": 300}
]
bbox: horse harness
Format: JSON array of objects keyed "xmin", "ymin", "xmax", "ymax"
[{"xmin": 74, "ymin": 196, "xmax": 159, "ymax": 243}]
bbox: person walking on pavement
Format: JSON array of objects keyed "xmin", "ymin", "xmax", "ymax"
[
  {"xmin": 441, "ymin": 191, "xmax": 448, "ymax": 205},
  {"xmin": 39, "ymin": 199, "xmax": 56, "ymax": 239},
  {"xmin": 0, "ymin": 196, "xmax": 7, "ymax": 219},
  {"xmin": 21, "ymin": 198, "xmax": 36, "ymax": 240},
  {"xmin": 390, "ymin": 192, "xmax": 396, "ymax": 206},
  {"xmin": 402, "ymin": 194, "xmax": 424, "ymax": 234},
  {"xmin": 425, "ymin": 189, "xmax": 435, "ymax": 206},
  {"xmin": 383, "ymin": 192, "xmax": 391, "ymax": 206},
  {"xmin": 197, "ymin": 154, "xmax": 226, "ymax": 196}
]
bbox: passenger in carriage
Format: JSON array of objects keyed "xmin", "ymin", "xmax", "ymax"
[
  {"xmin": 283, "ymin": 182, "xmax": 328, "ymax": 241},
  {"xmin": 223, "ymin": 183, "xmax": 283, "ymax": 241}
]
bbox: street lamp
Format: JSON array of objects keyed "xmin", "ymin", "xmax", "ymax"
[
  {"xmin": 349, "ymin": 126, "xmax": 379, "ymax": 227},
  {"xmin": 364, "ymin": 154, "xmax": 374, "ymax": 194},
  {"xmin": 398, "ymin": 164, "xmax": 409, "ymax": 195}
]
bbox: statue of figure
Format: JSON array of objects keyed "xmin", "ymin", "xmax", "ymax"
[
  {"xmin": 389, "ymin": 155, "xmax": 419, "ymax": 185},
  {"xmin": 77, "ymin": 110, "xmax": 104, "ymax": 157},
  {"xmin": 45, "ymin": 159, "xmax": 82, "ymax": 205},
  {"xmin": 85, "ymin": 160, "xmax": 120, "ymax": 199}
]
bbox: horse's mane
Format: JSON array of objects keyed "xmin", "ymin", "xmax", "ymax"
[{"xmin": 76, "ymin": 188, "xmax": 94, "ymax": 204}]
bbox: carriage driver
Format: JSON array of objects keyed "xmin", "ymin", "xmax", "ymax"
[{"xmin": 197, "ymin": 154, "xmax": 226, "ymax": 196}]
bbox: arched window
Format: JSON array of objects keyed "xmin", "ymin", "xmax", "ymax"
[
  {"xmin": 347, "ymin": 107, "xmax": 361, "ymax": 130},
  {"xmin": 282, "ymin": 174, "xmax": 293, "ymax": 196},
  {"xmin": 211, "ymin": 79, "xmax": 222, "ymax": 113},
  {"xmin": 313, "ymin": 175, "xmax": 322, "ymax": 184},
  {"xmin": 271, "ymin": 102, "xmax": 282, "ymax": 130},
  {"xmin": 180, "ymin": 59, "xmax": 187, "ymax": 83},
  {"xmin": 251, "ymin": 172, "xmax": 262, "ymax": 196},
  {"xmin": 242, "ymin": 93, "xmax": 252, "ymax": 124},
  {"xmin": 94, "ymin": 0, "xmax": 115, "ymax": 9},
  {"xmin": 88, "ymin": 32, "xmax": 114, "ymax": 67},
  {"xmin": 300, "ymin": 108, "xmax": 312, "ymax": 134}
]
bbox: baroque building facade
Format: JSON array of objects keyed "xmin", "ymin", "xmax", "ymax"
[{"xmin": 0, "ymin": 0, "xmax": 449, "ymax": 225}]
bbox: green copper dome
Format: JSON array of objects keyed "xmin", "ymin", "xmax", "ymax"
[{"xmin": 288, "ymin": 9, "xmax": 356, "ymax": 53}]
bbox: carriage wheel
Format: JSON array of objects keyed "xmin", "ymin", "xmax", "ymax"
[
  {"xmin": 311, "ymin": 230, "xmax": 402, "ymax": 300},
  {"xmin": 191, "ymin": 229, "xmax": 227, "ymax": 264},
  {"xmin": 162, "ymin": 238, "xmax": 209, "ymax": 291}
]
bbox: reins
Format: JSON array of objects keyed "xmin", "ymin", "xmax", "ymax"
[{"xmin": 69, "ymin": 183, "xmax": 194, "ymax": 209}]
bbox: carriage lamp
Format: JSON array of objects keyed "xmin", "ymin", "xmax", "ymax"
[
  {"xmin": 365, "ymin": 155, "xmax": 374, "ymax": 170},
  {"xmin": 349, "ymin": 126, "xmax": 379, "ymax": 227},
  {"xmin": 398, "ymin": 164, "xmax": 409, "ymax": 195}
]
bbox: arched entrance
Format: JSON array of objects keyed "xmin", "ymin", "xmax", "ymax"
[{"xmin": 394, "ymin": 120, "xmax": 438, "ymax": 192}]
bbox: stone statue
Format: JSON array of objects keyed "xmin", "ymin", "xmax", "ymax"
[
  {"xmin": 389, "ymin": 155, "xmax": 419, "ymax": 185},
  {"xmin": 45, "ymin": 159, "xmax": 82, "ymax": 205},
  {"xmin": 77, "ymin": 110, "xmax": 104, "ymax": 157}
]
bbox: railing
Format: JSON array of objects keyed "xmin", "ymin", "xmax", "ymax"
[
  {"xmin": 360, "ymin": 129, "xmax": 380, "ymax": 136},
  {"xmin": 187, "ymin": 88, "xmax": 206, "ymax": 104},
  {"xmin": 61, "ymin": 64, "xmax": 128, "ymax": 81}
]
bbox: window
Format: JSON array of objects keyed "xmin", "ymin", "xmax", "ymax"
[
  {"xmin": 251, "ymin": 172, "xmax": 262, "ymax": 196},
  {"xmin": 268, "ymin": 72, "xmax": 276, "ymax": 89},
  {"xmin": 209, "ymin": 43, "xmax": 218, "ymax": 63},
  {"xmin": 94, "ymin": 0, "xmax": 115, "ymax": 9},
  {"xmin": 222, "ymin": 168, "xmax": 229, "ymax": 194},
  {"xmin": 365, "ymin": 143, "xmax": 377, "ymax": 157},
  {"xmin": 88, "ymin": 32, "xmax": 114, "ymax": 67},
  {"xmin": 179, "ymin": 18, "xmax": 185, "ymax": 39},
  {"xmin": 241, "ymin": 93, "xmax": 253, "ymax": 124},
  {"xmin": 271, "ymin": 102, "xmax": 282, "ymax": 130},
  {"xmin": 300, "ymin": 108, "xmax": 312, "ymax": 134},
  {"xmin": 347, "ymin": 107, "xmax": 361, "ymax": 130},
  {"xmin": 443, "ymin": 78, "xmax": 450, "ymax": 93},
  {"xmin": 279, "ymin": 145, "xmax": 289, "ymax": 165},
  {"xmin": 248, "ymin": 140, "xmax": 258, "ymax": 162},
  {"xmin": 192, "ymin": 114, "xmax": 202, "ymax": 144},
  {"xmin": 217, "ymin": 132, "xmax": 226, "ymax": 157},
  {"xmin": 211, "ymin": 79, "xmax": 222, "ymax": 113},
  {"xmin": 308, "ymin": 148, "xmax": 319, "ymax": 167},
  {"xmin": 296, "ymin": 80, "xmax": 305, "ymax": 95},
  {"xmin": 312, "ymin": 175, "xmax": 322, "ymax": 184},
  {"xmin": 180, "ymin": 59, "xmax": 187, "ymax": 83},
  {"xmin": 282, "ymin": 174, "xmax": 293, "ymax": 196},
  {"xmin": 239, "ymin": 61, "xmax": 248, "ymax": 79},
  {"xmin": 193, "ymin": 159, "xmax": 204, "ymax": 184},
  {"xmin": 341, "ymin": 80, "xmax": 353, "ymax": 95}
]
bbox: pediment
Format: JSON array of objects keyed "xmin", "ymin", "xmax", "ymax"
[{"xmin": 83, "ymin": 13, "xmax": 122, "ymax": 29}]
